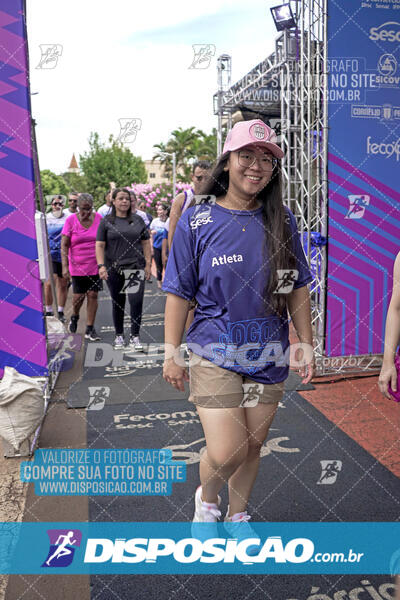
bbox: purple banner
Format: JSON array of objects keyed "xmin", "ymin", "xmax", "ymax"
[
  {"xmin": 326, "ymin": 1, "xmax": 400, "ymax": 357},
  {"xmin": 0, "ymin": 1, "xmax": 47, "ymax": 376}
]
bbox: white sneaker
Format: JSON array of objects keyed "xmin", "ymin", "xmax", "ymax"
[
  {"xmin": 224, "ymin": 507, "xmax": 261, "ymax": 556},
  {"xmin": 129, "ymin": 335, "xmax": 144, "ymax": 351},
  {"xmin": 191, "ymin": 486, "xmax": 221, "ymax": 542},
  {"xmin": 193, "ymin": 486, "xmax": 221, "ymax": 522},
  {"xmin": 113, "ymin": 335, "xmax": 125, "ymax": 349}
]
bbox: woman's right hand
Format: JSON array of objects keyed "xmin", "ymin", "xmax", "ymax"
[
  {"xmin": 62, "ymin": 268, "xmax": 70, "ymax": 281},
  {"xmin": 99, "ymin": 266, "xmax": 108, "ymax": 280},
  {"xmin": 163, "ymin": 358, "xmax": 189, "ymax": 392},
  {"xmin": 378, "ymin": 361, "xmax": 398, "ymax": 400}
]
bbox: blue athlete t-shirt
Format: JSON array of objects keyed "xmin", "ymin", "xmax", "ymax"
[
  {"xmin": 151, "ymin": 218, "xmax": 168, "ymax": 250},
  {"xmin": 162, "ymin": 202, "xmax": 313, "ymax": 384},
  {"xmin": 46, "ymin": 212, "xmax": 68, "ymax": 262}
]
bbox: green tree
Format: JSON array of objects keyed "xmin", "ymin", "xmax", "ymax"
[
  {"xmin": 153, "ymin": 127, "xmax": 199, "ymax": 181},
  {"xmin": 79, "ymin": 132, "xmax": 147, "ymax": 205},
  {"xmin": 153, "ymin": 127, "xmax": 217, "ymax": 182},
  {"xmin": 193, "ymin": 128, "xmax": 218, "ymax": 163},
  {"xmin": 40, "ymin": 169, "xmax": 69, "ymax": 208},
  {"xmin": 61, "ymin": 171, "xmax": 89, "ymax": 194}
]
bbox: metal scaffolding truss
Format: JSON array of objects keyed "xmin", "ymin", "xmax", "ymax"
[{"xmin": 214, "ymin": 0, "xmax": 331, "ymax": 372}]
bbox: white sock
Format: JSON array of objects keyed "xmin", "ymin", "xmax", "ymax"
[
  {"xmin": 58, "ymin": 306, "xmax": 64, "ymax": 312},
  {"xmin": 46, "ymin": 305, "xmax": 53, "ymax": 313}
]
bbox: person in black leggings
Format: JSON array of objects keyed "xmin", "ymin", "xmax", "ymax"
[
  {"xmin": 96, "ymin": 188, "xmax": 151, "ymax": 350},
  {"xmin": 150, "ymin": 203, "xmax": 170, "ymax": 289}
]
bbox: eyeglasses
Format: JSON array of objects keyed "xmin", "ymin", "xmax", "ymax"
[
  {"xmin": 52, "ymin": 202, "xmax": 63, "ymax": 207},
  {"xmin": 237, "ymin": 150, "xmax": 278, "ymax": 172}
]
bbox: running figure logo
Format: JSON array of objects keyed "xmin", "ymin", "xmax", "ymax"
[
  {"xmin": 194, "ymin": 195, "xmax": 216, "ymax": 205},
  {"xmin": 87, "ymin": 386, "xmax": 110, "ymax": 411},
  {"xmin": 121, "ymin": 269, "xmax": 145, "ymax": 293},
  {"xmin": 240, "ymin": 383, "xmax": 264, "ymax": 407},
  {"xmin": 42, "ymin": 529, "xmax": 82, "ymax": 567},
  {"xmin": 274, "ymin": 270, "xmax": 299, "ymax": 294},
  {"xmin": 117, "ymin": 118, "xmax": 142, "ymax": 144},
  {"xmin": 47, "ymin": 334, "xmax": 82, "ymax": 373},
  {"xmin": 345, "ymin": 195, "xmax": 370, "ymax": 219},
  {"xmin": 36, "ymin": 44, "xmax": 63, "ymax": 69},
  {"xmin": 317, "ymin": 460, "xmax": 342, "ymax": 485},
  {"xmin": 189, "ymin": 44, "xmax": 216, "ymax": 69}
]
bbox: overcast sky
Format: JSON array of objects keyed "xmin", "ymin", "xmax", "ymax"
[{"xmin": 27, "ymin": 0, "xmax": 278, "ymax": 174}]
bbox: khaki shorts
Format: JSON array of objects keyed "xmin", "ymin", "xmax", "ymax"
[{"xmin": 188, "ymin": 354, "xmax": 285, "ymax": 409}]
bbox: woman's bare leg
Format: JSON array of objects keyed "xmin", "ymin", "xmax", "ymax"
[
  {"xmin": 72, "ymin": 293, "xmax": 85, "ymax": 317},
  {"xmin": 227, "ymin": 402, "xmax": 278, "ymax": 516},
  {"xmin": 86, "ymin": 291, "xmax": 98, "ymax": 326},
  {"xmin": 196, "ymin": 406, "xmax": 248, "ymax": 504}
]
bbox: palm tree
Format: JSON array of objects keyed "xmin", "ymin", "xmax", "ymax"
[
  {"xmin": 153, "ymin": 127, "xmax": 201, "ymax": 181},
  {"xmin": 152, "ymin": 142, "xmax": 172, "ymax": 177},
  {"xmin": 192, "ymin": 128, "xmax": 218, "ymax": 163}
]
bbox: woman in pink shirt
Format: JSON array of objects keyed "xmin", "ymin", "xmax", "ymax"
[{"xmin": 61, "ymin": 194, "xmax": 102, "ymax": 341}]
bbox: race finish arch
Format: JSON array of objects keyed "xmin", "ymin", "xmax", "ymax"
[
  {"xmin": 0, "ymin": 0, "xmax": 47, "ymax": 377},
  {"xmin": 326, "ymin": 1, "xmax": 400, "ymax": 357}
]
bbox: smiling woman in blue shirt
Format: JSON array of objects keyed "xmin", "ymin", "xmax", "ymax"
[{"xmin": 162, "ymin": 119, "xmax": 314, "ymax": 544}]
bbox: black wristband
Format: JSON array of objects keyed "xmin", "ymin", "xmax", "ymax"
[{"xmin": 97, "ymin": 264, "xmax": 106, "ymax": 269}]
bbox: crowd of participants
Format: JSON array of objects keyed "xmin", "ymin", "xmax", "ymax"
[{"xmin": 44, "ymin": 160, "xmax": 211, "ymax": 348}]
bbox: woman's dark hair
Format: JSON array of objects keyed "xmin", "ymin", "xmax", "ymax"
[
  {"xmin": 108, "ymin": 187, "xmax": 133, "ymax": 223},
  {"xmin": 201, "ymin": 153, "xmax": 296, "ymax": 316},
  {"xmin": 159, "ymin": 202, "xmax": 170, "ymax": 217}
]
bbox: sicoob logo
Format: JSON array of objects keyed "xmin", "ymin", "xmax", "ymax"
[{"xmin": 42, "ymin": 529, "xmax": 82, "ymax": 567}]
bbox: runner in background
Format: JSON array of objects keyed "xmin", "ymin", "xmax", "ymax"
[
  {"xmin": 63, "ymin": 193, "xmax": 79, "ymax": 217},
  {"xmin": 168, "ymin": 160, "xmax": 212, "ymax": 251},
  {"xmin": 97, "ymin": 182, "xmax": 116, "ymax": 217},
  {"xmin": 96, "ymin": 188, "xmax": 151, "ymax": 350},
  {"xmin": 151, "ymin": 203, "xmax": 170, "ymax": 289},
  {"xmin": 379, "ymin": 250, "xmax": 400, "ymax": 400},
  {"xmin": 163, "ymin": 119, "xmax": 314, "ymax": 546},
  {"xmin": 167, "ymin": 161, "xmax": 212, "ymax": 328},
  {"xmin": 129, "ymin": 190, "xmax": 151, "ymax": 228},
  {"xmin": 138, "ymin": 200, "xmax": 153, "ymax": 228},
  {"xmin": 44, "ymin": 195, "xmax": 68, "ymax": 322},
  {"xmin": 161, "ymin": 227, "xmax": 169, "ymax": 272},
  {"xmin": 61, "ymin": 194, "xmax": 102, "ymax": 341},
  {"xmin": 378, "ymin": 250, "xmax": 400, "ymax": 599}
]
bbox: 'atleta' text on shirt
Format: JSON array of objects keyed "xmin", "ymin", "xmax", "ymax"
[{"xmin": 211, "ymin": 254, "xmax": 243, "ymax": 267}]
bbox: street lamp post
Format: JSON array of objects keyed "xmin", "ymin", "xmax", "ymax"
[
  {"xmin": 161, "ymin": 152, "xmax": 177, "ymax": 198},
  {"xmin": 172, "ymin": 152, "xmax": 176, "ymax": 199}
]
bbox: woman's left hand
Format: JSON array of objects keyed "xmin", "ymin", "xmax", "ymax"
[
  {"xmin": 299, "ymin": 355, "xmax": 315, "ymax": 384},
  {"xmin": 144, "ymin": 265, "xmax": 152, "ymax": 281},
  {"xmin": 293, "ymin": 344, "xmax": 315, "ymax": 384}
]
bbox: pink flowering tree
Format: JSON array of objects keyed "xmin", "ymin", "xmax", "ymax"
[{"xmin": 129, "ymin": 181, "xmax": 192, "ymax": 215}]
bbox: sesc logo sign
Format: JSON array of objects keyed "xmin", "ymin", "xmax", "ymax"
[{"xmin": 369, "ymin": 21, "xmax": 400, "ymax": 43}]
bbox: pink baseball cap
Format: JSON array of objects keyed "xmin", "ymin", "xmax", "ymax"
[{"xmin": 222, "ymin": 119, "xmax": 284, "ymax": 159}]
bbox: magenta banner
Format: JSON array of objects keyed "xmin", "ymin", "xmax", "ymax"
[
  {"xmin": 0, "ymin": 1, "xmax": 47, "ymax": 376},
  {"xmin": 326, "ymin": 1, "xmax": 400, "ymax": 357}
]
